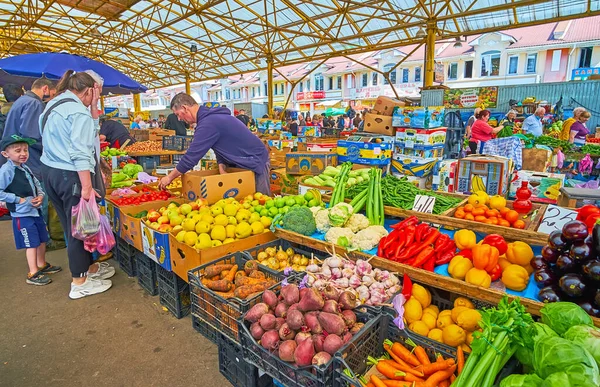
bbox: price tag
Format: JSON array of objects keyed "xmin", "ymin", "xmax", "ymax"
[
  {"xmin": 537, "ymin": 205, "xmax": 578, "ymax": 235},
  {"xmin": 412, "ymin": 195, "xmax": 436, "ymax": 213}
]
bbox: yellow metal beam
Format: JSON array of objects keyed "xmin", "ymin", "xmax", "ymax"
[
  {"xmin": 424, "ymin": 21, "xmax": 437, "ymax": 88},
  {"xmin": 267, "ymin": 57, "xmax": 274, "ymax": 118},
  {"xmin": 133, "ymin": 94, "xmax": 141, "ymax": 113},
  {"xmin": 185, "ymin": 75, "xmax": 191, "ymax": 95}
]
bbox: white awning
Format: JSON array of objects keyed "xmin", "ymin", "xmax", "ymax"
[{"xmin": 317, "ymin": 100, "xmax": 341, "ymax": 106}]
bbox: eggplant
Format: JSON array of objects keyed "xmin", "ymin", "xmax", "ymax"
[
  {"xmin": 538, "ymin": 286, "xmax": 562, "ymax": 303},
  {"xmin": 556, "ymin": 255, "xmax": 578, "ymax": 274},
  {"xmin": 534, "ymin": 268, "xmax": 556, "ymax": 288},
  {"xmin": 559, "ymin": 274, "xmax": 587, "ymax": 298},
  {"xmin": 578, "ymin": 301, "xmax": 600, "ymax": 317},
  {"xmin": 568, "ymin": 240, "xmax": 595, "ymax": 263},
  {"xmin": 541, "ymin": 245, "xmax": 559, "ymax": 264},
  {"xmin": 594, "ymin": 289, "xmax": 600, "ymax": 308},
  {"xmin": 548, "ymin": 230, "xmax": 569, "ymax": 252},
  {"xmin": 562, "ymin": 220, "xmax": 589, "ymax": 242},
  {"xmin": 530, "ymin": 256, "xmax": 547, "ymax": 271},
  {"xmin": 593, "ymin": 221, "xmax": 600, "ymax": 254},
  {"xmin": 582, "ymin": 260, "xmax": 600, "ymax": 282}
]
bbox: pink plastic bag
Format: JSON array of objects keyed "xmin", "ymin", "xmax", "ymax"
[
  {"xmin": 95, "ymin": 215, "xmax": 115, "ymax": 255},
  {"xmin": 71, "ymin": 197, "xmax": 101, "ymax": 241}
]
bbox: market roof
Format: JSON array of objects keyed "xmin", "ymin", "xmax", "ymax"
[{"xmin": 1, "ymin": 0, "xmax": 598, "ymax": 89}]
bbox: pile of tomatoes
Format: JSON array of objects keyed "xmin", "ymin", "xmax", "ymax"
[
  {"xmin": 453, "ymin": 203, "xmax": 526, "ymax": 229},
  {"xmin": 112, "ymin": 190, "xmax": 172, "ymax": 206}
]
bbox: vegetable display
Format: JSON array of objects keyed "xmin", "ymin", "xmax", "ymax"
[
  {"xmin": 112, "ymin": 190, "xmax": 172, "ymax": 206},
  {"xmin": 200, "ymin": 262, "xmax": 277, "ymax": 299},
  {"xmin": 532, "ymin": 135, "xmax": 573, "ymax": 152},
  {"xmin": 329, "ymin": 162, "xmax": 353, "ymax": 207},
  {"xmin": 124, "ymin": 140, "xmax": 163, "ymax": 153},
  {"xmin": 581, "ymin": 143, "xmax": 600, "ymax": 156},
  {"xmin": 453, "ymin": 192, "xmax": 528, "ymax": 229},
  {"xmin": 250, "ymin": 246, "xmax": 312, "ymax": 272},
  {"xmin": 303, "ymin": 165, "xmax": 371, "ymax": 189}
]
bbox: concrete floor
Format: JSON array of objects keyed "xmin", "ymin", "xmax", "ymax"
[{"xmin": 0, "ymin": 221, "xmax": 231, "ymax": 387}]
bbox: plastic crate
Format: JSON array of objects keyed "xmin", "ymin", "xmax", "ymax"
[
  {"xmin": 157, "ymin": 265, "xmax": 191, "ymax": 319},
  {"xmin": 188, "ymin": 252, "xmax": 283, "ymax": 343},
  {"xmin": 135, "ymin": 251, "xmax": 158, "ymax": 296},
  {"xmin": 116, "ymin": 237, "xmax": 137, "ymax": 277},
  {"xmin": 240, "ymin": 239, "xmax": 326, "ymax": 277},
  {"xmin": 218, "ymin": 333, "xmax": 274, "ymax": 387},
  {"xmin": 239, "ymin": 303, "xmax": 380, "ymax": 387},
  {"xmin": 159, "ymin": 155, "xmax": 171, "ymax": 165},
  {"xmin": 192, "ymin": 315, "xmax": 219, "ymax": 344},
  {"xmin": 137, "ymin": 155, "xmax": 160, "ymax": 170},
  {"xmin": 162, "ymin": 135, "xmax": 194, "ymax": 151},
  {"xmin": 172, "ymin": 154, "xmax": 184, "ymax": 165}
]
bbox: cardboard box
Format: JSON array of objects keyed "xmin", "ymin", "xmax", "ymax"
[
  {"xmin": 404, "ymin": 175, "xmax": 433, "ymax": 190},
  {"xmin": 391, "ymin": 156, "xmax": 440, "ymax": 177},
  {"xmin": 181, "ymin": 169, "xmax": 255, "ymax": 203},
  {"xmin": 298, "ymin": 126, "xmax": 322, "ymax": 137},
  {"xmin": 363, "ymin": 113, "xmax": 395, "ymax": 136},
  {"xmin": 298, "ymin": 176, "xmax": 334, "ymax": 196},
  {"xmin": 169, "ymin": 231, "xmax": 277, "ymax": 282},
  {"xmin": 509, "ymin": 170, "xmax": 565, "ymax": 204},
  {"xmin": 396, "ymin": 147, "xmax": 444, "ymax": 159},
  {"xmin": 522, "ymin": 148, "xmax": 552, "ymax": 172},
  {"xmin": 392, "ymin": 106, "xmax": 445, "ymax": 129},
  {"xmin": 285, "ymin": 152, "xmax": 338, "ymax": 175},
  {"xmin": 118, "ymin": 199, "xmax": 178, "ymax": 250},
  {"xmin": 306, "ymin": 139, "xmax": 338, "ymax": 153},
  {"xmin": 456, "ymin": 156, "xmax": 513, "ymax": 196},
  {"xmin": 269, "ymin": 147, "xmax": 292, "ymax": 169},
  {"xmin": 395, "ymin": 127, "xmax": 447, "ymax": 150},
  {"xmin": 374, "ymin": 96, "xmax": 405, "ymax": 116},
  {"xmin": 432, "ymin": 159, "xmax": 458, "ymax": 192},
  {"xmin": 337, "ymin": 133, "xmax": 394, "ymax": 166}
]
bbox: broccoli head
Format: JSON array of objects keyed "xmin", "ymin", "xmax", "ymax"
[{"xmin": 281, "ymin": 206, "xmax": 317, "ymax": 236}]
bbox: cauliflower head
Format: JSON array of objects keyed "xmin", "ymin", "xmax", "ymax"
[
  {"xmin": 325, "ymin": 227, "xmax": 355, "ymax": 247},
  {"xmin": 353, "ymin": 226, "xmax": 389, "ymax": 251},
  {"xmin": 346, "ymin": 213, "xmax": 370, "ymax": 233},
  {"xmin": 314, "ymin": 208, "xmax": 331, "ymax": 233},
  {"xmin": 328, "ymin": 202, "xmax": 354, "ymax": 227}
]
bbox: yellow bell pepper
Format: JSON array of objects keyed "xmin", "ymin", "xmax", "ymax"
[
  {"xmin": 454, "ymin": 229, "xmax": 477, "ymax": 250},
  {"xmin": 489, "ymin": 195, "xmax": 507, "ymax": 210},
  {"xmin": 506, "ymin": 242, "xmax": 534, "ymax": 266},
  {"xmin": 501, "ymin": 264, "xmax": 530, "ymax": 291},
  {"xmin": 448, "ymin": 255, "xmax": 473, "ymax": 280},
  {"xmin": 465, "ymin": 268, "xmax": 492, "ymax": 288},
  {"xmin": 498, "ymin": 256, "xmax": 512, "ymax": 271},
  {"xmin": 472, "ymin": 244, "xmax": 499, "ymax": 272}
]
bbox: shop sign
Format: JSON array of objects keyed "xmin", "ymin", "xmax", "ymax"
[
  {"xmin": 443, "ymin": 86, "xmax": 498, "ymax": 109},
  {"xmin": 572, "ymin": 67, "xmax": 600, "ymax": 81},
  {"xmin": 297, "ymin": 91, "xmax": 326, "ymax": 100}
]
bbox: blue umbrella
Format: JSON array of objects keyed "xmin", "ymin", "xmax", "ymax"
[{"xmin": 0, "ymin": 52, "xmax": 147, "ymax": 95}]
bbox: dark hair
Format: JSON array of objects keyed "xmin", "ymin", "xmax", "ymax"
[
  {"xmin": 476, "ymin": 109, "xmax": 491, "ymax": 119},
  {"xmin": 170, "ymin": 93, "xmax": 198, "ymax": 109},
  {"xmin": 31, "ymin": 77, "xmax": 57, "ymax": 90},
  {"xmin": 2, "ymin": 83, "xmax": 23, "ymax": 102},
  {"xmin": 55, "ymin": 70, "xmax": 95, "ymax": 95}
]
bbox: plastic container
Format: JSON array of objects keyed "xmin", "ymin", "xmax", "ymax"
[
  {"xmin": 188, "ymin": 252, "xmax": 283, "ymax": 343},
  {"xmin": 135, "ymin": 251, "xmax": 158, "ymax": 296},
  {"xmin": 218, "ymin": 333, "xmax": 273, "ymax": 387},
  {"xmin": 241, "ymin": 238, "xmax": 326, "ymax": 277},
  {"xmin": 162, "ymin": 135, "xmax": 194, "ymax": 151},
  {"xmin": 116, "ymin": 237, "xmax": 137, "ymax": 277},
  {"xmin": 156, "ymin": 265, "xmax": 191, "ymax": 319},
  {"xmin": 192, "ymin": 315, "xmax": 219, "ymax": 345}
]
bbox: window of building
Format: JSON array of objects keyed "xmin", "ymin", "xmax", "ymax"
[
  {"xmin": 526, "ymin": 54, "xmax": 537, "ymax": 73},
  {"xmin": 447, "ymin": 63, "xmax": 458, "ymax": 80},
  {"xmin": 481, "ymin": 51, "xmax": 501, "ymax": 77},
  {"xmin": 299, "ymin": 82, "xmax": 303, "ymax": 92},
  {"xmin": 362, "ymin": 73, "xmax": 368, "ymax": 87},
  {"xmin": 314, "ymin": 73, "xmax": 324, "ymax": 91},
  {"xmin": 251, "ymin": 87, "xmax": 255, "ymax": 97},
  {"xmin": 281, "ymin": 84, "xmax": 286, "ymax": 94},
  {"xmin": 579, "ymin": 47, "xmax": 593, "ymax": 68},
  {"xmin": 337, "ymin": 76, "xmax": 342, "ymax": 89},
  {"xmin": 306, "ymin": 79, "xmax": 310, "ymax": 91},
  {"xmin": 328, "ymin": 77, "xmax": 333, "ymax": 90},
  {"xmin": 508, "ymin": 56, "xmax": 519, "ymax": 75},
  {"xmin": 372, "ymin": 72, "xmax": 378, "ymax": 85},
  {"xmin": 225, "ymin": 89, "xmax": 231, "ymax": 99},
  {"xmin": 402, "ymin": 68, "xmax": 409, "ymax": 83},
  {"xmin": 383, "ymin": 64, "xmax": 396, "ymax": 84},
  {"xmin": 347, "ymin": 74, "xmax": 354, "ymax": 88},
  {"xmin": 415, "ymin": 67, "xmax": 421, "ymax": 82},
  {"xmin": 264, "ymin": 82, "xmax": 267, "ymax": 96},
  {"xmin": 551, "ymin": 50, "xmax": 562, "ymax": 72},
  {"xmin": 464, "ymin": 60, "xmax": 473, "ymax": 78}
]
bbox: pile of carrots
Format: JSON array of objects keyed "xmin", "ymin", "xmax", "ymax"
[{"xmin": 359, "ymin": 339, "xmax": 465, "ymax": 387}]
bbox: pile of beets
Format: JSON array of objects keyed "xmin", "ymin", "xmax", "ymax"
[{"xmin": 244, "ymin": 283, "xmax": 364, "ymax": 367}]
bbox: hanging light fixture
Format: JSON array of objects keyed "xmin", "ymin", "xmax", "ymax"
[
  {"xmin": 415, "ymin": 27, "xmax": 426, "ymax": 38},
  {"xmin": 453, "ymin": 37, "xmax": 463, "ymax": 48},
  {"xmin": 190, "ymin": 44, "xmax": 197, "ymax": 53}
]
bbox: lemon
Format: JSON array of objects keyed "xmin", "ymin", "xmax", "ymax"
[
  {"xmin": 442, "ymin": 324, "xmax": 466, "ymax": 347},
  {"xmin": 428, "ymin": 328, "xmax": 444, "ymax": 343},
  {"xmin": 421, "ymin": 312, "xmax": 437, "ymax": 330},
  {"xmin": 409, "ymin": 321, "xmax": 430, "ymax": 336},
  {"xmin": 436, "ymin": 310, "xmax": 453, "ymax": 329},
  {"xmin": 456, "ymin": 309, "xmax": 482, "ymax": 332},
  {"xmin": 453, "ymin": 297, "xmax": 475, "ymax": 309},
  {"xmin": 404, "ymin": 298, "xmax": 423, "ymax": 324},
  {"xmin": 423, "ymin": 305, "xmax": 439, "ymax": 317},
  {"xmin": 411, "ymin": 284, "xmax": 431, "ymax": 308},
  {"xmin": 466, "ymin": 331, "xmax": 475, "ymax": 346},
  {"xmin": 451, "ymin": 306, "xmax": 470, "ymax": 323}
]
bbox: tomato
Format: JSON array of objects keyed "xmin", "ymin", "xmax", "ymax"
[
  {"xmin": 577, "ymin": 204, "xmax": 600, "ymax": 221},
  {"xmin": 512, "ymin": 219, "xmax": 526, "ymax": 229},
  {"xmin": 504, "ymin": 210, "xmax": 519, "ymax": 223}
]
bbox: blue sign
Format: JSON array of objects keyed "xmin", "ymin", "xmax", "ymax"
[{"xmin": 571, "ymin": 67, "xmax": 600, "ymax": 81}]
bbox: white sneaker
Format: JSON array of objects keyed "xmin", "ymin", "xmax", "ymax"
[
  {"xmin": 69, "ymin": 277, "xmax": 113, "ymax": 299},
  {"xmin": 88, "ymin": 262, "xmax": 115, "ymax": 280}
]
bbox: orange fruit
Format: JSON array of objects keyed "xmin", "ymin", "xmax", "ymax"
[
  {"xmin": 488, "ymin": 216, "xmax": 499, "ymax": 225},
  {"xmin": 464, "ymin": 204, "xmax": 474, "ymax": 213},
  {"xmin": 455, "ymin": 209, "xmax": 466, "ymax": 219},
  {"xmin": 475, "ymin": 215, "xmax": 487, "ymax": 222},
  {"xmin": 472, "ymin": 208, "xmax": 485, "ymax": 216},
  {"xmin": 498, "ymin": 219, "xmax": 511, "ymax": 227},
  {"xmin": 485, "ymin": 209, "xmax": 500, "ymax": 218},
  {"xmin": 478, "ymin": 204, "xmax": 489, "ymax": 211},
  {"xmin": 505, "ymin": 210, "xmax": 519, "ymax": 223},
  {"xmin": 499, "ymin": 207, "xmax": 510, "ymax": 216},
  {"xmin": 464, "ymin": 213, "xmax": 475, "ymax": 221},
  {"xmin": 482, "ymin": 219, "xmax": 493, "ymax": 224},
  {"xmin": 513, "ymin": 220, "xmax": 526, "ymax": 229}
]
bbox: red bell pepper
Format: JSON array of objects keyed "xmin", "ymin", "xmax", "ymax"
[
  {"xmin": 482, "ymin": 234, "xmax": 508, "ymax": 256},
  {"xmin": 585, "ymin": 213, "xmax": 600, "ymax": 232},
  {"xmin": 377, "ymin": 237, "xmax": 386, "ymax": 257},
  {"xmin": 435, "ymin": 240, "xmax": 457, "ymax": 265},
  {"xmin": 404, "ymin": 225, "xmax": 417, "ymax": 247},
  {"xmin": 412, "ymin": 246, "xmax": 435, "ymax": 268},
  {"xmin": 391, "ymin": 232, "xmax": 408, "ymax": 259},
  {"xmin": 414, "ymin": 223, "xmax": 430, "ymax": 243},
  {"xmin": 434, "ymin": 234, "xmax": 451, "ymax": 250},
  {"xmin": 489, "ymin": 264, "xmax": 502, "ymax": 281},
  {"xmin": 390, "ymin": 216, "xmax": 419, "ymax": 230},
  {"xmin": 577, "ymin": 204, "xmax": 600, "ymax": 221},
  {"xmin": 401, "ymin": 274, "xmax": 412, "ymax": 301},
  {"xmin": 423, "ymin": 253, "xmax": 436, "ymax": 271},
  {"xmin": 457, "ymin": 249, "xmax": 473, "ymax": 259}
]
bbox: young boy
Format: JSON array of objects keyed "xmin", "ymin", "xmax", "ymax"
[{"xmin": 0, "ymin": 135, "xmax": 61, "ymax": 285}]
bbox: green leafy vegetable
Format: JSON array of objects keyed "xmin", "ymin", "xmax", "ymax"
[
  {"xmin": 540, "ymin": 371, "xmax": 598, "ymax": 387},
  {"xmin": 281, "ymin": 206, "xmax": 316, "ymax": 236},
  {"xmin": 515, "ymin": 322, "xmax": 558, "ymax": 369},
  {"xmin": 122, "ymin": 163, "xmax": 143, "ymax": 179},
  {"xmin": 500, "ymin": 374, "xmax": 543, "ymax": 387},
  {"xmin": 563, "ymin": 325, "xmax": 600, "ymax": 368},
  {"xmin": 540, "ymin": 302, "xmax": 593, "ymax": 336},
  {"xmin": 532, "ymin": 336, "xmax": 599, "ymax": 384},
  {"xmin": 112, "ymin": 172, "xmax": 129, "ymax": 183}
]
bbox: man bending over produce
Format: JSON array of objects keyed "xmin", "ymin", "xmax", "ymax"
[{"xmin": 158, "ymin": 93, "xmax": 271, "ymax": 195}]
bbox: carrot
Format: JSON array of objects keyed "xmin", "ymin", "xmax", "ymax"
[
  {"xmin": 456, "ymin": 346, "xmax": 465, "ymax": 375},
  {"xmin": 382, "ymin": 381, "xmax": 417, "ymax": 387},
  {"xmin": 423, "ymin": 364, "xmax": 456, "ymax": 387},
  {"xmin": 234, "ymin": 283, "xmax": 271, "ymax": 299},
  {"xmin": 384, "ymin": 340, "xmax": 420, "ymax": 367},
  {"xmin": 369, "ymin": 375, "xmax": 388, "ymax": 387},
  {"xmin": 450, "ymin": 374, "xmax": 456, "ymax": 383},
  {"xmin": 204, "ymin": 264, "xmax": 233, "ymax": 278},
  {"xmin": 203, "ymin": 278, "xmax": 233, "ymax": 292},
  {"xmin": 418, "ymin": 359, "xmax": 454, "ymax": 376},
  {"xmin": 404, "ymin": 372, "xmax": 425, "ymax": 383},
  {"xmin": 366, "ymin": 383, "xmax": 374, "ymax": 387},
  {"xmin": 213, "ymin": 290, "xmax": 235, "ymax": 299},
  {"xmin": 367, "ymin": 357, "xmax": 406, "ymax": 380},
  {"xmin": 249, "ymin": 270, "xmax": 266, "ymax": 279},
  {"xmin": 383, "ymin": 344, "xmax": 424, "ymax": 377},
  {"xmin": 225, "ymin": 264, "xmax": 238, "ymax": 282},
  {"xmin": 439, "ymin": 380, "xmax": 450, "ymax": 387},
  {"xmin": 413, "ymin": 346, "xmax": 431, "ymax": 365},
  {"xmin": 235, "ymin": 276, "xmax": 268, "ymax": 286}
]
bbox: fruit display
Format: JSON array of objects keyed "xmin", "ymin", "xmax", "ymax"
[
  {"xmin": 535, "ymin": 219, "xmax": 600, "ymax": 317},
  {"xmin": 249, "ymin": 246, "xmax": 312, "ymax": 272},
  {"xmin": 124, "ymin": 140, "xmax": 163, "ymax": 153},
  {"xmin": 166, "ymin": 178, "xmax": 182, "ymax": 190},
  {"xmin": 199, "ymin": 262, "xmax": 277, "ymax": 299},
  {"xmin": 302, "ymin": 165, "xmax": 371, "ymax": 189},
  {"xmin": 111, "ymin": 164, "xmax": 144, "ymax": 188},
  {"xmin": 111, "ymin": 190, "xmax": 173, "ymax": 207},
  {"xmin": 453, "ymin": 191, "xmax": 528, "ymax": 229},
  {"xmin": 100, "ymin": 147, "xmax": 128, "ymax": 158}
]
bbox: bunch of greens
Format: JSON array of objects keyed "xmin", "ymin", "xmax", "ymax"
[
  {"xmin": 515, "ymin": 322, "xmax": 557, "ymax": 369},
  {"xmin": 581, "ymin": 143, "xmax": 600, "ymax": 156},
  {"xmin": 533, "ymin": 135, "xmax": 573, "ymax": 152}
]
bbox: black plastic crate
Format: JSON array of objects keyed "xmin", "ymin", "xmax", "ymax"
[
  {"xmin": 241, "ymin": 238, "xmax": 325, "ymax": 276},
  {"xmin": 188, "ymin": 252, "xmax": 283, "ymax": 343},
  {"xmin": 192, "ymin": 315, "xmax": 219, "ymax": 345},
  {"xmin": 135, "ymin": 251, "xmax": 158, "ymax": 296},
  {"xmin": 157, "ymin": 265, "xmax": 191, "ymax": 319},
  {"xmin": 116, "ymin": 237, "xmax": 137, "ymax": 277},
  {"xmin": 218, "ymin": 333, "xmax": 274, "ymax": 387},
  {"xmin": 136, "ymin": 155, "xmax": 160, "ymax": 170},
  {"xmin": 162, "ymin": 135, "xmax": 194, "ymax": 151}
]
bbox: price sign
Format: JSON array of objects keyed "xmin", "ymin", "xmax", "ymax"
[
  {"xmin": 412, "ymin": 195, "xmax": 436, "ymax": 213},
  {"xmin": 537, "ymin": 205, "xmax": 578, "ymax": 235}
]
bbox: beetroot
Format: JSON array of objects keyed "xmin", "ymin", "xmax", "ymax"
[
  {"xmin": 275, "ymin": 302, "xmax": 289, "ymax": 318},
  {"xmin": 294, "ymin": 338, "xmax": 315, "ymax": 366},
  {"xmin": 312, "ymin": 351, "xmax": 332, "ymax": 367},
  {"xmin": 299, "ymin": 287, "xmax": 311, "ymax": 300},
  {"xmin": 288, "ymin": 303, "xmax": 300, "ymax": 313},
  {"xmin": 322, "ymin": 300, "xmax": 340, "ymax": 314},
  {"xmin": 323, "ymin": 334, "xmax": 344, "ymax": 355},
  {"xmin": 342, "ymin": 332, "xmax": 352, "ymax": 344},
  {"xmin": 341, "ymin": 310, "xmax": 357, "ymax": 327},
  {"xmin": 278, "ymin": 340, "xmax": 297, "ymax": 363},
  {"xmin": 274, "ymin": 317, "xmax": 285, "ymax": 331},
  {"xmin": 338, "ymin": 291, "xmax": 359, "ymax": 310},
  {"xmin": 318, "ymin": 312, "xmax": 346, "ymax": 336},
  {"xmin": 298, "ymin": 288, "xmax": 325, "ymax": 312},
  {"xmin": 279, "ymin": 323, "xmax": 296, "ymax": 340},
  {"xmin": 295, "ymin": 332, "xmax": 312, "ymax": 345},
  {"xmin": 259, "ymin": 313, "xmax": 277, "ymax": 330},
  {"xmin": 262, "ymin": 289, "xmax": 278, "ymax": 309},
  {"xmin": 304, "ymin": 311, "xmax": 323, "ymax": 334},
  {"xmin": 312, "ymin": 334, "xmax": 325, "ymax": 353},
  {"xmin": 245, "ymin": 303, "xmax": 270, "ymax": 323},
  {"xmin": 281, "ymin": 284, "xmax": 300, "ymax": 306},
  {"xmin": 322, "ymin": 285, "xmax": 340, "ymax": 301},
  {"xmin": 349, "ymin": 322, "xmax": 364, "ymax": 335},
  {"xmin": 260, "ymin": 330, "xmax": 280, "ymax": 351},
  {"xmin": 250, "ymin": 322, "xmax": 265, "ymax": 340},
  {"xmin": 286, "ymin": 310, "xmax": 305, "ymax": 331}
]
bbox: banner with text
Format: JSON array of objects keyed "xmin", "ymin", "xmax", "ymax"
[{"xmin": 443, "ymin": 86, "xmax": 498, "ymax": 109}]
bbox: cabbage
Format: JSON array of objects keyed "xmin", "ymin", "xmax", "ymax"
[
  {"xmin": 563, "ymin": 325, "xmax": 600, "ymax": 368},
  {"xmin": 541, "ymin": 371, "xmax": 598, "ymax": 387},
  {"xmin": 500, "ymin": 374, "xmax": 543, "ymax": 387},
  {"xmin": 540, "ymin": 302, "xmax": 593, "ymax": 336},
  {"xmin": 533, "ymin": 336, "xmax": 599, "ymax": 385},
  {"xmin": 516, "ymin": 323, "xmax": 558, "ymax": 368}
]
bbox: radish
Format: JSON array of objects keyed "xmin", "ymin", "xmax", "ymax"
[
  {"xmin": 294, "ymin": 338, "xmax": 315, "ymax": 366},
  {"xmin": 317, "ymin": 312, "xmax": 346, "ymax": 336},
  {"xmin": 323, "ymin": 334, "xmax": 344, "ymax": 355},
  {"xmin": 260, "ymin": 330, "xmax": 280, "ymax": 351}
]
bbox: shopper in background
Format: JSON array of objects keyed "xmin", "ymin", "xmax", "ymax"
[
  {"xmin": 353, "ymin": 113, "xmax": 362, "ymax": 129},
  {"xmin": 469, "ymin": 109, "xmax": 504, "ymax": 154},
  {"xmin": 130, "ymin": 115, "xmax": 143, "ymax": 129},
  {"xmin": 465, "ymin": 107, "xmax": 482, "ymax": 141},
  {"xmin": 561, "ymin": 107, "xmax": 586, "ymax": 141},
  {"xmin": 312, "ymin": 114, "xmax": 322, "ymax": 127},
  {"xmin": 500, "ymin": 109, "xmax": 517, "ymax": 126},
  {"xmin": 40, "ymin": 70, "xmax": 115, "ymax": 300},
  {"xmin": 305, "ymin": 115, "xmax": 313, "ymax": 126},
  {"xmin": 158, "ymin": 93, "xmax": 271, "ymax": 195},
  {"xmin": 0, "ymin": 84, "xmax": 24, "ymax": 139},
  {"xmin": 343, "ymin": 114, "xmax": 352, "ymax": 129},
  {"xmin": 164, "ymin": 112, "xmax": 189, "ymax": 136},
  {"xmin": 570, "ymin": 111, "xmax": 591, "ymax": 145},
  {"xmin": 99, "ymin": 116, "xmax": 136, "ymax": 148},
  {"xmin": 522, "ymin": 107, "xmax": 545, "ymax": 137},
  {"xmin": 288, "ymin": 118, "xmax": 298, "ymax": 136},
  {"xmin": 298, "ymin": 114, "xmax": 306, "ymax": 126},
  {"xmin": 236, "ymin": 109, "xmax": 250, "ymax": 126}
]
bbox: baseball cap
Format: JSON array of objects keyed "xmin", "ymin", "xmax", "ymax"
[{"xmin": 0, "ymin": 135, "xmax": 36, "ymax": 151}]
